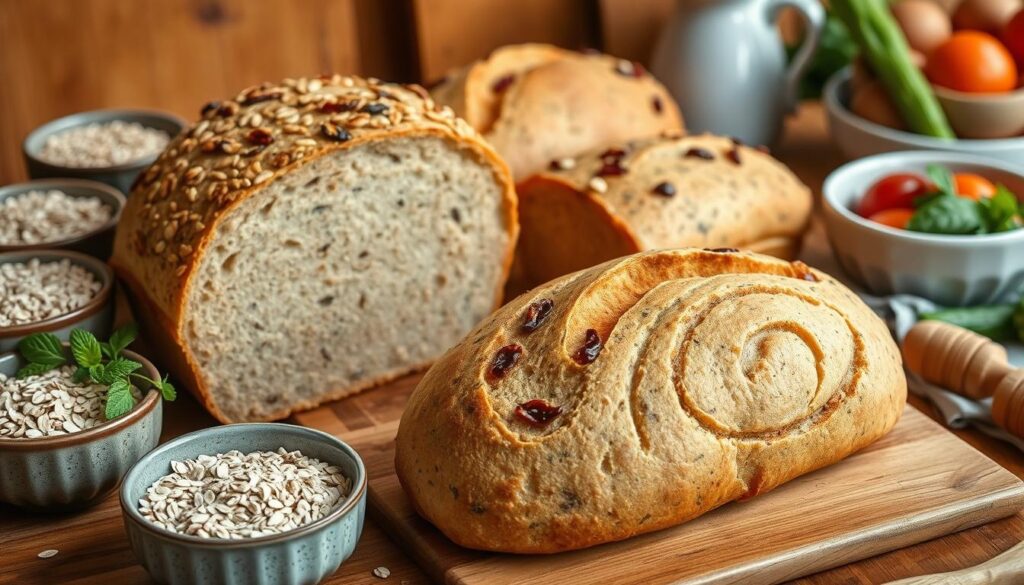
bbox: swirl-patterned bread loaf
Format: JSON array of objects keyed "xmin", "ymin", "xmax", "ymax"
[{"xmin": 396, "ymin": 249, "xmax": 906, "ymax": 553}]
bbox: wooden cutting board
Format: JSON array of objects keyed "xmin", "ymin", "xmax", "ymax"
[{"xmin": 296, "ymin": 391, "xmax": 1024, "ymax": 585}]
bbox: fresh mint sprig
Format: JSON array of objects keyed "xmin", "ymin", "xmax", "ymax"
[
  {"xmin": 909, "ymin": 165, "xmax": 1022, "ymax": 235},
  {"xmin": 16, "ymin": 324, "xmax": 176, "ymax": 420}
]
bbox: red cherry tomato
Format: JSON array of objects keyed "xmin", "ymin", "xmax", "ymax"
[
  {"xmin": 1005, "ymin": 9, "xmax": 1024, "ymax": 67},
  {"xmin": 953, "ymin": 173, "xmax": 998, "ymax": 200},
  {"xmin": 858, "ymin": 173, "xmax": 933, "ymax": 217},
  {"xmin": 869, "ymin": 208, "xmax": 915, "ymax": 230}
]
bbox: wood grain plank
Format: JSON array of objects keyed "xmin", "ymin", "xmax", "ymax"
[{"xmin": 410, "ymin": 0, "xmax": 598, "ymax": 82}]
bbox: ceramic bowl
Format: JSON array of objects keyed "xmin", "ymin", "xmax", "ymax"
[
  {"xmin": 120, "ymin": 423, "xmax": 367, "ymax": 585},
  {"xmin": 933, "ymin": 85, "xmax": 1024, "ymax": 140},
  {"xmin": 823, "ymin": 67, "xmax": 1024, "ymax": 165},
  {"xmin": 0, "ymin": 250, "xmax": 115, "ymax": 353},
  {"xmin": 0, "ymin": 179, "xmax": 126, "ymax": 258},
  {"xmin": 822, "ymin": 150, "xmax": 1024, "ymax": 306},
  {"xmin": 22, "ymin": 109, "xmax": 186, "ymax": 195},
  {"xmin": 0, "ymin": 347, "xmax": 163, "ymax": 509}
]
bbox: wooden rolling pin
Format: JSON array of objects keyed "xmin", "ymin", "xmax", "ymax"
[
  {"xmin": 902, "ymin": 320, "xmax": 1024, "ymax": 438},
  {"xmin": 883, "ymin": 539, "xmax": 1024, "ymax": 584}
]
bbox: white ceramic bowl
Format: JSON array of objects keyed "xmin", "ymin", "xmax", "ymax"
[
  {"xmin": 824, "ymin": 67, "xmax": 1024, "ymax": 165},
  {"xmin": 822, "ymin": 151, "xmax": 1024, "ymax": 306}
]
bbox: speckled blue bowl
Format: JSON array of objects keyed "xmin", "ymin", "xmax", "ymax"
[
  {"xmin": 119, "ymin": 423, "xmax": 367, "ymax": 585},
  {"xmin": 0, "ymin": 348, "xmax": 163, "ymax": 509}
]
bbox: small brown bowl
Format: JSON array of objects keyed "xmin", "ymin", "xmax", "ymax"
[
  {"xmin": 0, "ymin": 250, "xmax": 115, "ymax": 354},
  {"xmin": 0, "ymin": 346, "xmax": 163, "ymax": 509},
  {"xmin": 0, "ymin": 179, "xmax": 125, "ymax": 259},
  {"xmin": 933, "ymin": 85, "xmax": 1024, "ymax": 140}
]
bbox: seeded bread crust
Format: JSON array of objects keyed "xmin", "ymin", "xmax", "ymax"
[
  {"xmin": 512, "ymin": 134, "xmax": 813, "ymax": 289},
  {"xmin": 395, "ymin": 248, "xmax": 906, "ymax": 553},
  {"xmin": 431, "ymin": 44, "xmax": 684, "ymax": 180},
  {"xmin": 111, "ymin": 75, "xmax": 518, "ymax": 423}
]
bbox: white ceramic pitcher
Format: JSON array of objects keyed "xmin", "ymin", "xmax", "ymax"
[{"xmin": 651, "ymin": 0, "xmax": 825, "ymax": 146}]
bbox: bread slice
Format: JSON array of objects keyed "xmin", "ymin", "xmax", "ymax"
[
  {"xmin": 511, "ymin": 134, "xmax": 813, "ymax": 291},
  {"xmin": 396, "ymin": 248, "xmax": 906, "ymax": 553},
  {"xmin": 111, "ymin": 77, "xmax": 518, "ymax": 423},
  {"xmin": 431, "ymin": 44, "xmax": 684, "ymax": 180}
]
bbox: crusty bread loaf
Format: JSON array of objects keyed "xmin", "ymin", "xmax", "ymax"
[
  {"xmin": 111, "ymin": 76, "xmax": 518, "ymax": 423},
  {"xmin": 431, "ymin": 44, "xmax": 684, "ymax": 180},
  {"xmin": 395, "ymin": 248, "xmax": 906, "ymax": 553},
  {"xmin": 512, "ymin": 134, "xmax": 813, "ymax": 290}
]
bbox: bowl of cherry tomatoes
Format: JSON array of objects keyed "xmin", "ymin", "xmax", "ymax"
[{"xmin": 822, "ymin": 150, "xmax": 1024, "ymax": 306}]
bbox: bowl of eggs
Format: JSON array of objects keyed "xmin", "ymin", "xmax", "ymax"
[{"xmin": 825, "ymin": 0, "xmax": 1024, "ymax": 162}]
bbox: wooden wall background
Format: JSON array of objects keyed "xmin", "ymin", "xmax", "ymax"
[{"xmin": 0, "ymin": 0, "xmax": 757, "ymax": 186}]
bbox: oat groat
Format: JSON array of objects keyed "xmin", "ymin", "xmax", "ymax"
[
  {"xmin": 396, "ymin": 248, "xmax": 906, "ymax": 553},
  {"xmin": 111, "ymin": 75, "xmax": 518, "ymax": 423}
]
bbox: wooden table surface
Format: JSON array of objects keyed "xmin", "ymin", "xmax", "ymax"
[{"xmin": 3, "ymin": 102, "xmax": 1024, "ymax": 585}]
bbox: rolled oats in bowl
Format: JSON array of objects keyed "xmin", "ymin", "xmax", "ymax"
[
  {"xmin": 0, "ymin": 259, "xmax": 102, "ymax": 327},
  {"xmin": 139, "ymin": 448, "xmax": 352, "ymax": 539},
  {"xmin": 0, "ymin": 190, "xmax": 113, "ymax": 246},
  {"xmin": 38, "ymin": 120, "xmax": 170, "ymax": 168},
  {"xmin": 0, "ymin": 365, "xmax": 115, "ymax": 438}
]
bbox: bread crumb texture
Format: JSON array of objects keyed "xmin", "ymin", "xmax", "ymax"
[{"xmin": 396, "ymin": 248, "xmax": 906, "ymax": 553}]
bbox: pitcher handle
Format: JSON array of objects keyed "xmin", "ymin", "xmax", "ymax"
[{"xmin": 765, "ymin": 0, "xmax": 825, "ymax": 113}]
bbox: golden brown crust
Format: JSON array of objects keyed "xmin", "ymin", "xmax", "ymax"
[
  {"xmin": 395, "ymin": 249, "xmax": 906, "ymax": 553},
  {"xmin": 510, "ymin": 134, "xmax": 813, "ymax": 290},
  {"xmin": 431, "ymin": 44, "xmax": 684, "ymax": 180},
  {"xmin": 111, "ymin": 75, "xmax": 519, "ymax": 423}
]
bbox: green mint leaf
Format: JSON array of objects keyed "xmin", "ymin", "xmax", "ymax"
[
  {"xmin": 908, "ymin": 195, "xmax": 985, "ymax": 235},
  {"xmin": 100, "ymin": 342, "xmax": 113, "ymax": 359},
  {"xmin": 980, "ymin": 185, "xmax": 1022, "ymax": 233},
  {"xmin": 159, "ymin": 375, "xmax": 177, "ymax": 401},
  {"xmin": 88, "ymin": 365, "xmax": 105, "ymax": 384},
  {"xmin": 18, "ymin": 333, "xmax": 66, "ymax": 368},
  {"xmin": 72, "ymin": 366, "xmax": 92, "ymax": 383},
  {"xmin": 107, "ymin": 324, "xmax": 138, "ymax": 357},
  {"xmin": 102, "ymin": 358, "xmax": 142, "ymax": 384},
  {"xmin": 104, "ymin": 378, "xmax": 135, "ymax": 420},
  {"xmin": 69, "ymin": 329, "xmax": 102, "ymax": 368},
  {"xmin": 16, "ymin": 362, "xmax": 55, "ymax": 379},
  {"xmin": 926, "ymin": 164, "xmax": 956, "ymax": 198}
]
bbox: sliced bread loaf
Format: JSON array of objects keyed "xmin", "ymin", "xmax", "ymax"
[
  {"xmin": 111, "ymin": 76, "xmax": 518, "ymax": 423},
  {"xmin": 430, "ymin": 44, "xmax": 684, "ymax": 180},
  {"xmin": 512, "ymin": 134, "xmax": 813, "ymax": 290}
]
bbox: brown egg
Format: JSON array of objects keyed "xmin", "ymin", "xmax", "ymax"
[
  {"xmin": 851, "ymin": 81, "xmax": 908, "ymax": 130},
  {"xmin": 893, "ymin": 0, "xmax": 953, "ymax": 53},
  {"xmin": 952, "ymin": 0, "xmax": 1022, "ymax": 34}
]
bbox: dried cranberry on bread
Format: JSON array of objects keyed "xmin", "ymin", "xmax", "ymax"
[
  {"xmin": 513, "ymin": 134, "xmax": 813, "ymax": 290},
  {"xmin": 396, "ymin": 249, "xmax": 905, "ymax": 553},
  {"xmin": 111, "ymin": 76, "xmax": 518, "ymax": 423},
  {"xmin": 430, "ymin": 43, "xmax": 684, "ymax": 180}
]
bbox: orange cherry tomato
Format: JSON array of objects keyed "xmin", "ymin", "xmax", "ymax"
[
  {"xmin": 926, "ymin": 31, "xmax": 1019, "ymax": 93},
  {"xmin": 953, "ymin": 173, "xmax": 998, "ymax": 200},
  {"xmin": 1005, "ymin": 9, "xmax": 1024, "ymax": 66},
  {"xmin": 869, "ymin": 208, "xmax": 916, "ymax": 230}
]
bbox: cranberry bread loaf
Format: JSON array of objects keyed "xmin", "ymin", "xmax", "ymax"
[
  {"xmin": 512, "ymin": 134, "xmax": 813, "ymax": 290},
  {"xmin": 430, "ymin": 43, "xmax": 684, "ymax": 180},
  {"xmin": 396, "ymin": 249, "xmax": 905, "ymax": 553},
  {"xmin": 111, "ymin": 76, "xmax": 518, "ymax": 423}
]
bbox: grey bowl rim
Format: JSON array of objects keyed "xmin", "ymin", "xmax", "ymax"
[
  {"xmin": 119, "ymin": 422, "xmax": 368, "ymax": 549},
  {"xmin": 0, "ymin": 249, "xmax": 115, "ymax": 336},
  {"xmin": 0, "ymin": 346, "xmax": 161, "ymax": 450},
  {"xmin": 0, "ymin": 178, "xmax": 126, "ymax": 252},
  {"xmin": 22, "ymin": 108, "xmax": 187, "ymax": 173},
  {"xmin": 823, "ymin": 67, "xmax": 1024, "ymax": 151},
  {"xmin": 822, "ymin": 150, "xmax": 1024, "ymax": 247}
]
